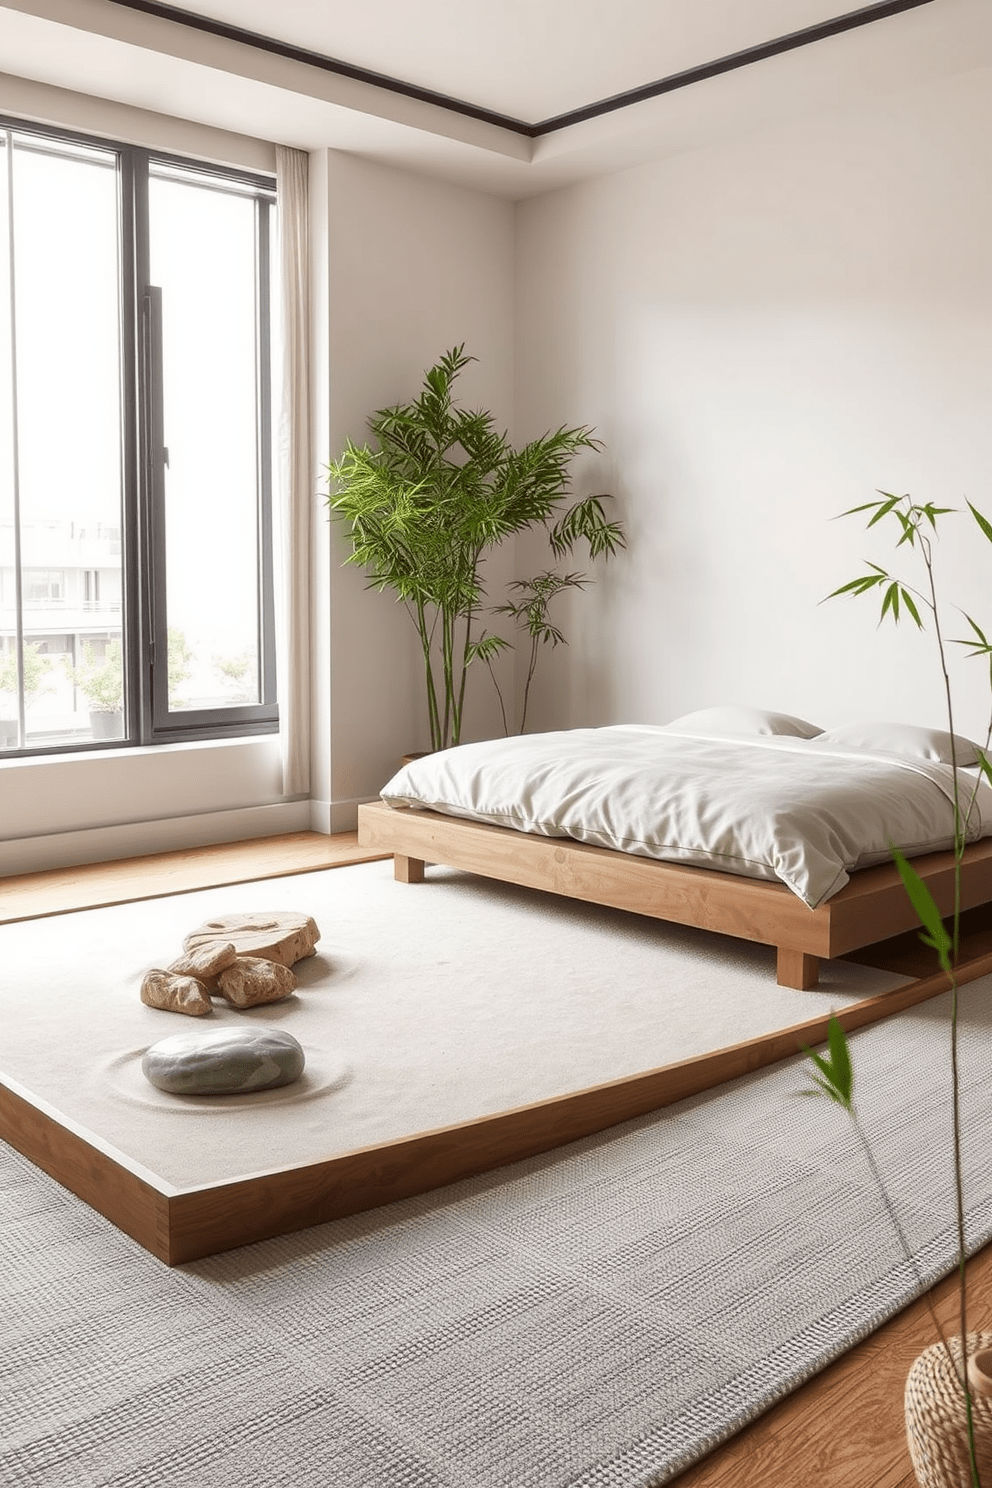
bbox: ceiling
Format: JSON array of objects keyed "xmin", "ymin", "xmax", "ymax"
[
  {"xmin": 101, "ymin": 0, "xmax": 930, "ymax": 127},
  {"xmin": 1, "ymin": 0, "xmax": 989, "ymax": 196}
]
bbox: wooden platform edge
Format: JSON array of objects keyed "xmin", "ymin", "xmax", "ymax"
[
  {"xmin": 0, "ymin": 1081, "xmax": 172, "ymax": 1260},
  {"xmin": 163, "ymin": 954, "xmax": 991, "ymax": 1264},
  {"xmin": 5, "ymin": 953, "xmax": 988, "ymax": 1267}
]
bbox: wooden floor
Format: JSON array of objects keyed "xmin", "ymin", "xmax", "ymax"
[
  {"xmin": 1, "ymin": 830, "xmax": 989, "ymax": 1486},
  {"xmin": 0, "ymin": 830, "xmax": 387, "ymax": 924}
]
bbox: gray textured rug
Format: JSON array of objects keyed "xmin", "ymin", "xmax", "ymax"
[{"xmin": 3, "ymin": 976, "xmax": 992, "ymax": 1488}]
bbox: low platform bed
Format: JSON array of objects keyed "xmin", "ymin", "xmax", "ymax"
[{"xmin": 358, "ymin": 800, "xmax": 992, "ymax": 989}]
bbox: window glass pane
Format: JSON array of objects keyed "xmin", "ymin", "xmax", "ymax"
[
  {"xmin": 0, "ymin": 133, "xmax": 14, "ymax": 748},
  {"xmin": 1, "ymin": 121, "xmax": 275, "ymax": 758},
  {"xmin": 0, "ymin": 132, "xmax": 125, "ymax": 749},
  {"xmin": 149, "ymin": 168, "xmax": 262, "ymax": 712}
]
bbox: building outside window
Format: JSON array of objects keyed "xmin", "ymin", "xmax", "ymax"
[{"xmin": 0, "ymin": 119, "xmax": 277, "ymax": 754}]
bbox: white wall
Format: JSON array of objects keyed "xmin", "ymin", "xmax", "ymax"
[
  {"xmin": 514, "ymin": 65, "xmax": 992, "ymax": 743},
  {"xmin": 0, "ymin": 74, "xmax": 275, "ymax": 173},
  {"xmin": 0, "ymin": 737, "xmax": 297, "ymax": 874},
  {"xmin": 310, "ymin": 150, "xmax": 515, "ymax": 830}
]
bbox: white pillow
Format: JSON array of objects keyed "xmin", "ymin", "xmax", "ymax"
[
  {"xmin": 662, "ymin": 706, "xmax": 824, "ymax": 740},
  {"xmin": 814, "ymin": 721, "xmax": 981, "ymax": 766}
]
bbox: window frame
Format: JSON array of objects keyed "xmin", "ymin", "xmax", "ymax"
[{"xmin": 0, "ymin": 116, "xmax": 278, "ymax": 759}]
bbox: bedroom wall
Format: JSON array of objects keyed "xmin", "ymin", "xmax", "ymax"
[
  {"xmin": 513, "ymin": 63, "xmax": 992, "ymax": 743},
  {"xmin": 310, "ymin": 150, "xmax": 515, "ymax": 831}
]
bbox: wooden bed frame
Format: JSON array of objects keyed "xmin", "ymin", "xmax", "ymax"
[{"xmin": 358, "ymin": 801, "xmax": 992, "ymax": 989}]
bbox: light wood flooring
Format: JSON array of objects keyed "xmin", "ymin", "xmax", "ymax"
[
  {"xmin": 1, "ymin": 830, "xmax": 989, "ymax": 1487},
  {"xmin": 0, "ymin": 830, "xmax": 387, "ymax": 924}
]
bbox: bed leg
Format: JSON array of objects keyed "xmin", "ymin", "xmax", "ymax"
[
  {"xmin": 394, "ymin": 854, "xmax": 425, "ymax": 884},
  {"xmin": 777, "ymin": 948, "xmax": 819, "ymax": 990}
]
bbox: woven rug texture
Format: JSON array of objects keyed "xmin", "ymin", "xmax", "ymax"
[{"xmin": 3, "ymin": 977, "xmax": 992, "ymax": 1487}]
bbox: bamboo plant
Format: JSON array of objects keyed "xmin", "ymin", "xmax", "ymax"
[
  {"xmin": 480, "ymin": 570, "xmax": 589, "ymax": 738},
  {"xmin": 325, "ymin": 347, "xmax": 625, "ymax": 751},
  {"xmin": 805, "ymin": 492, "xmax": 992, "ymax": 1487}
]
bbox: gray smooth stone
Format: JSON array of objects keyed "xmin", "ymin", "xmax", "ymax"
[{"xmin": 142, "ymin": 1027, "xmax": 305, "ymax": 1097}]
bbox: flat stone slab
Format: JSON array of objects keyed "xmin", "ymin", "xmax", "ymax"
[
  {"xmin": 142, "ymin": 1027, "xmax": 306, "ymax": 1097},
  {"xmin": 183, "ymin": 912, "xmax": 320, "ymax": 968}
]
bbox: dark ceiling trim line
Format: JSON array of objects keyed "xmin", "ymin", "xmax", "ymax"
[
  {"xmin": 105, "ymin": 0, "xmax": 936, "ymax": 141},
  {"xmin": 104, "ymin": 0, "xmax": 529, "ymax": 133},
  {"xmin": 532, "ymin": 0, "xmax": 937, "ymax": 135}
]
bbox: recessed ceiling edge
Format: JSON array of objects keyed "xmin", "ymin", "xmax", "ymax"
[{"xmin": 104, "ymin": 0, "xmax": 938, "ymax": 138}]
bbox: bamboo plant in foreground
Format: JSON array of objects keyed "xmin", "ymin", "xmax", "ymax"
[{"xmin": 805, "ymin": 492, "xmax": 992, "ymax": 1487}]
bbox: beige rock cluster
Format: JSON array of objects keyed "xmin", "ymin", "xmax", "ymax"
[{"xmin": 140, "ymin": 911, "xmax": 320, "ymax": 1018}]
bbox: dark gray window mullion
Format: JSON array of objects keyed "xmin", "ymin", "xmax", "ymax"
[
  {"xmin": 141, "ymin": 282, "xmax": 170, "ymax": 732},
  {"xmin": 3, "ymin": 129, "xmax": 25, "ymax": 748},
  {"xmin": 255, "ymin": 196, "xmax": 276, "ymax": 707},
  {"xmin": 133, "ymin": 149, "xmax": 162, "ymax": 743},
  {"xmin": 117, "ymin": 144, "xmax": 143, "ymax": 745}
]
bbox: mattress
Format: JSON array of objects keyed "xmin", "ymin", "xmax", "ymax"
[{"xmin": 381, "ymin": 726, "xmax": 992, "ymax": 909}]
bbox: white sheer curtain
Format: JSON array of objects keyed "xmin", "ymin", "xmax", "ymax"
[{"xmin": 274, "ymin": 145, "xmax": 312, "ymax": 797}]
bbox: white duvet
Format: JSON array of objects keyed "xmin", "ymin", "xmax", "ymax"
[{"xmin": 381, "ymin": 726, "xmax": 992, "ymax": 909}]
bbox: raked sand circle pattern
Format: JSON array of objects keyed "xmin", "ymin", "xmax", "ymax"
[{"xmin": 100, "ymin": 1041, "xmax": 351, "ymax": 1113}]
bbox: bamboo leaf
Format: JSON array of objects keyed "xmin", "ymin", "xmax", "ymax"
[
  {"xmin": 900, "ymin": 589, "xmax": 924, "ymax": 628},
  {"xmin": 825, "ymin": 573, "xmax": 886, "ymax": 600},
  {"xmin": 838, "ymin": 500, "xmax": 886, "ymax": 517},
  {"xmin": 963, "ymin": 614, "xmax": 989, "ymax": 647},
  {"xmin": 466, "ymin": 634, "xmax": 511, "ymax": 667},
  {"xmin": 800, "ymin": 1074, "xmax": 849, "ymax": 1108},
  {"xmin": 827, "ymin": 1016, "xmax": 853, "ymax": 1104},
  {"xmin": 895, "ymin": 512, "xmax": 916, "ymax": 547},
  {"xmin": 866, "ymin": 495, "xmax": 901, "ymax": 528},
  {"xmin": 799, "ymin": 1018, "xmax": 854, "ymax": 1111},
  {"xmin": 968, "ymin": 501, "xmax": 992, "ymax": 545},
  {"xmin": 892, "ymin": 847, "xmax": 953, "ymax": 972}
]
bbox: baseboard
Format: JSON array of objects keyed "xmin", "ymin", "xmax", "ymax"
[
  {"xmin": 0, "ymin": 800, "xmax": 314, "ymax": 877},
  {"xmin": 311, "ymin": 796, "xmax": 379, "ymax": 835}
]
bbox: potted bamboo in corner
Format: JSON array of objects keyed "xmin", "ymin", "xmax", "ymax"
[{"xmin": 325, "ymin": 346, "xmax": 625, "ymax": 754}]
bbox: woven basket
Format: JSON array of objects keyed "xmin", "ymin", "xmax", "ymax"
[{"xmin": 905, "ymin": 1334, "xmax": 992, "ymax": 1487}]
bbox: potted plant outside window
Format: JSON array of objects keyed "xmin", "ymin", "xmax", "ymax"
[
  {"xmin": 67, "ymin": 639, "xmax": 125, "ymax": 739},
  {"xmin": 0, "ymin": 643, "xmax": 54, "ymax": 747}
]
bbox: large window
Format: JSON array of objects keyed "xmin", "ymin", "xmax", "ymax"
[{"xmin": 0, "ymin": 119, "xmax": 277, "ymax": 755}]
